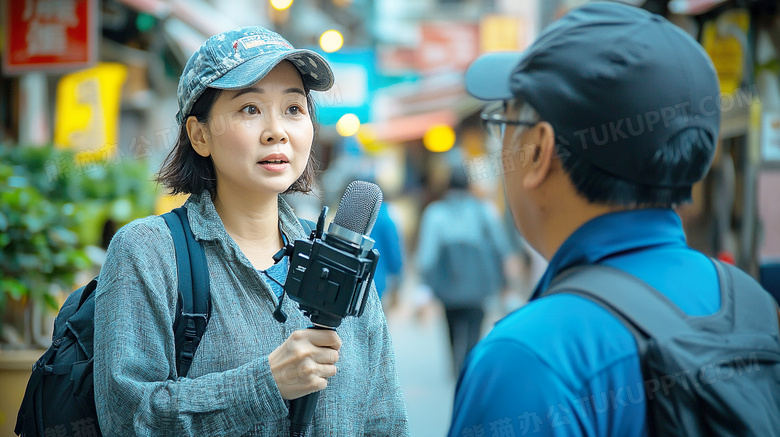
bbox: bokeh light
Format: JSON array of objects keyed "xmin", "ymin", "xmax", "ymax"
[
  {"xmin": 423, "ymin": 124, "xmax": 456, "ymax": 152},
  {"xmin": 269, "ymin": 0, "xmax": 293, "ymax": 11},
  {"xmin": 336, "ymin": 113, "xmax": 361, "ymax": 137},
  {"xmin": 319, "ymin": 30, "xmax": 344, "ymax": 53}
]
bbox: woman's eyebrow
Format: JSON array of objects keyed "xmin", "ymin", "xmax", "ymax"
[
  {"xmin": 231, "ymin": 87, "xmax": 262, "ymax": 99},
  {"xmin": 230, "ymin": 87, "xmax": 306, "ymax": 100},
  {"xmin": 285, "ymin": 87, "xmax": 305, "ymax": 97}
]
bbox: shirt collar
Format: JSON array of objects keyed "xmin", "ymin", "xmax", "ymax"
[
  {"xmin": 182, "ymin": 191, "xmax": 307, "ymax": 244},
  {"xmin": 530, "ymin": 208, "xmax": 687, "ymax": 300}
]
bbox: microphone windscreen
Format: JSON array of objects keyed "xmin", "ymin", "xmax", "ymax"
[{"xmin": 332, "ymin": 181, "xmax": 383, "ymax": 236}]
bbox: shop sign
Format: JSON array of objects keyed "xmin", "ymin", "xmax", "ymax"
[
  {"xmin": 316, "ymin": 49, "xmax": 375, "ymax": 126},
  {"xmin": 54, "ymin": 63, "xmax": 127, "ymax": 162},
  {"xmin": 3, "ymin": 0, "xmax": 97, "ymax": 74},
  {"xmin": 762, "ymin": 111, "xmax": 780, "ymax": 163},
  {"xmin": 480, "ymin": 14, "xmax": 526, "ymax": 53},
  {"xmin": 701, "ymin": 10, "xmax": 749, "ymax": 96}
]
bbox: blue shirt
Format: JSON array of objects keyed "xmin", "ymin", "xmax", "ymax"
[
  {"xmin": 259, "ymin": 256, "xmax": 288, "ymax": 298},
  {"xmin": 448, "ymin": 209, "xmax": 720, "ymax": 437},
  {"xmin": 258, "ymin": 228, "xmax": 290, "ymax": 299}
]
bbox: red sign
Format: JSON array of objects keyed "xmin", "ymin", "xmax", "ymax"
[
  {"xmin": 378, "ymin": 22, "xmax": 479, "ymax": 76},
  {"xmin": 3, "ymin": 0, "xmax": 97, "ymax": 74},
  {"xmin": 417, "ymin": 22, "xmax": 479, "ymax": 74}
]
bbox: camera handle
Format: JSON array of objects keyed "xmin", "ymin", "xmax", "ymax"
[{"xmin": 288, "ymin": 325, "xmax": 335, "ymax": 437}]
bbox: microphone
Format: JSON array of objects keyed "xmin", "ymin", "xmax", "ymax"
[
  {"xmin": 332, "ymin": 180, "xmax": 383, "ymax": 239},
  {"xmin": 280, "ymin": 181, "xmax": 383, "ymax": 437}
]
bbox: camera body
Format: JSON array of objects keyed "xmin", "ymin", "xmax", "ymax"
[{"xmin": 284, "ymin": 222, "xmax": 378, "ymax": 328}]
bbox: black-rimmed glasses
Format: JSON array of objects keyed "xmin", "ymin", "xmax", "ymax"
[{"xmin": 480, "ymin": 101, "xmax": 538, "ymax": 143}]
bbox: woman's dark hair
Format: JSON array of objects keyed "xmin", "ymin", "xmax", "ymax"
[{"xmin": 156, "ymin": 84, "xmax": 320, "ymax": 196}]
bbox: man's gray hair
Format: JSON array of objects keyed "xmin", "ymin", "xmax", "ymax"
[{"xmin": 508, "ymin": 98, "xmax": 541, "ymax": 143}]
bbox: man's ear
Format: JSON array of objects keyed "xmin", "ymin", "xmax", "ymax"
[
  {"xmin": 186, "ymin": 116, "xmax": 211, "ymax": 158},
  {"xmin": 523, "ymin": 121, "xmax": 556, "ymax": 189}
]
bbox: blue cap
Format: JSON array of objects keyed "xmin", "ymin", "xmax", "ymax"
[
  {"xmin": 176, "ymin": 26, "xmax": 334, "ymax": 124},
  {"xmin": 466, "ymin": 2, "xmax": 721, "ymax": 188}
]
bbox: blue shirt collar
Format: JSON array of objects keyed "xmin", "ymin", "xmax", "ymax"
[{"xmin": 530, "ymin": 208, "xmax": 687, "ymax": 300}]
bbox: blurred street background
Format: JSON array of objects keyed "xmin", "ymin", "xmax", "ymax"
[{"xmin": 2, "ymin": 0, "xmax": 780, "ymax": 435}]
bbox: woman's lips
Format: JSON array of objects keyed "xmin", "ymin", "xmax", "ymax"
[
  {"xmin": 258, "ymin": 153, "xmax": 289, "ymax": 171},
  {"xmin": 257, "ymin": 161, "xmax": 289, "ymax": 171}
]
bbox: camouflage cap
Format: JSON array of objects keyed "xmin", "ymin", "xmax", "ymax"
[{"xmin": 176, "ymin": 26, "xmax": 334, "ymax": 124}]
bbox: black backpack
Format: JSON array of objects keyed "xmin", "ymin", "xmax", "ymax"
[
  {"xmin": 15, "ymin": 208, "xmax": 315, "ymax": 437},
  {"xmin": 545, "ymin": 260, "xmax": 780, "ymax": 436},
  {"xmin": 15, "ymin": 207, "xmax": 211, "ymax": 437}
]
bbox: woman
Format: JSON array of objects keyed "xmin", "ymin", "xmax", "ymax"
[{"xmin": 93, "ymin": 26, "xmax": 408, "ymax": 436}]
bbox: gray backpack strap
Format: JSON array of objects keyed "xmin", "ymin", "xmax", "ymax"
[
  {"xmin": 543, "ymin": 264, "xmax": 690, "ymax": 355},
  {"xmin": 714, "ymin": 260, "xmax": 780, "ymax": 335}
]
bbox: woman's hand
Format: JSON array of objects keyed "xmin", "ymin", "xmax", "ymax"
[{"xmin": 268, "ymin": 329, "xmax": 342, "ymax": 400}]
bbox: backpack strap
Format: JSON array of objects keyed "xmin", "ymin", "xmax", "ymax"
[
  {"xmin": 714, "ymin": 260, "xmax": 780, "ymax": 335},
  {"xmin": 543, "ymin": 264, "xmax": 690, "ymax": 356},
  {"xmin": 543, "ymin": 260, "xmax": 778, "ymax": 355},
  {"xmin": 162, "ymin": 207, "xmax": 211, "ymax": 378}
]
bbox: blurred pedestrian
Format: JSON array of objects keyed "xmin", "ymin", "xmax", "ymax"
[
  {"xmin": 93, "ymin": 25, "xmax": 408, "ymax": 436},
  {"xmin": 416, "ymin": 165, "xmax": 511, "ymax": 376},
  {"xmin": 370, "ymin": 201, "xmax": 404, "ymax": 306},
  {"xmin": 450, "ymin": 3, "xmax": 779, "ymax": 436}
]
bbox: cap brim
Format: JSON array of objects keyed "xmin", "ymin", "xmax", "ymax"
[
  {"xmin": 211, "ymin": 49, "xmax": 334, "ymax": 92},
  {"xmin": 465, "ymin": 52, "xmax": 524, "ymax": 101}
]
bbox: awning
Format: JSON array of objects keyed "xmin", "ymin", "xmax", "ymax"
[
  {"xmin": 363, "ymin": 110, "xmax": 459, "ymax": 144},
  {"xmin": 117, "ymin": 0, "xmax": 245, "ymax": 35},
  {"xmin": 117, "ymin": 0, "xmax": 265, "ymax": 64},
  {"xmin": 365, "ymin": 73, "xmax": 482, "ymax": 143}
]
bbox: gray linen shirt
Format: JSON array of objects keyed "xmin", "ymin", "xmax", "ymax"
[{"xmin": 93, "ymin": 192, "xmax": 409, "ymax": 436}]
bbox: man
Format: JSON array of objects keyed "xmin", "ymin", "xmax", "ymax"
[{"xmin": 450, "ymin": 2, "xmax": 742, "ymax": 435}]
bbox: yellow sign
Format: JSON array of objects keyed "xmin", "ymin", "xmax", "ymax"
[
  {"xmin": 701, "ymin": 10, "xmax": 749, "ymax": 96},
  {"xmin": 480, "ymin": 15, "xmax": 524, "ymax": 53},
  {"xmin": 54, "ymin": 63, "xmax": 127, "ymax": 161}
]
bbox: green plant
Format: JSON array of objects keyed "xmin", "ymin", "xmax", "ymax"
[
  {"xmin": 0, "ymin": 162, "xmax": 91, "ymax": 311},
  {"xmin": 0, "ymin": 144, "xmax": 157, "ymax": 347},
  {"xmin": 2, "ymin": 145, "xmax": 157, "ymax": 245}
]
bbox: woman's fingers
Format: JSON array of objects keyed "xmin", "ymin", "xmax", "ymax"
[
  {"xmin": 313, "ymin": 348, "xmax": 339, "ymax": 364},
  {"xmin": 269, "ymin": 329, "xmax": 342, "ymax": 400},
  {"xmin": 303, "ymin": 329, "xmax": 342, "ymax": 350}
]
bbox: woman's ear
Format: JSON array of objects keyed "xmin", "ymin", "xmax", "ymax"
[
  {"xmin": 523, "ymin": 121, "xmax": 557, "ymax": 189},
  {"xmin": 186, "ymin": 116, "xmax": 211, "ymax": 158}
]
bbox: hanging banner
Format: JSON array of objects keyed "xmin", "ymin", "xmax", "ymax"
[{"xmin": 3, "ymin": 0, "xmax": 98, "ymax": 74}]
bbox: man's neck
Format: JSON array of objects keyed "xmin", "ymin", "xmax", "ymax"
[{"xmin": 538, "ymin": 196, "xmax": 629, "ymax": 261}]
